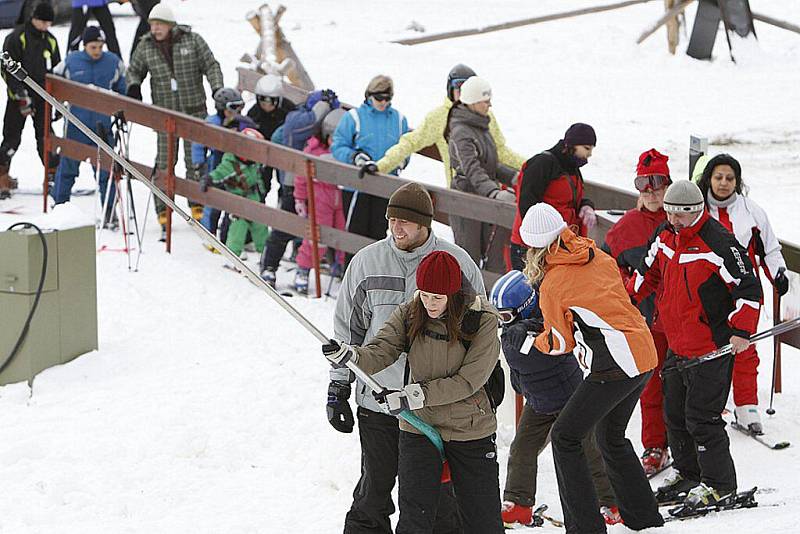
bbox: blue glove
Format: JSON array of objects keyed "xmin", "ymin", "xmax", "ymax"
[
  {"xmin": 305, "ymin": 90, "xmax": 325, "ymax": 110},
  {"xmin": 320, "ymin": 89, "xmax": 340, "ymax": 110}
]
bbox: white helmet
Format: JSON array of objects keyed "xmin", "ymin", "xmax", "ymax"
[{"xmin": 254, "ymin": 74, "xmax": 284, "ymax": 99}]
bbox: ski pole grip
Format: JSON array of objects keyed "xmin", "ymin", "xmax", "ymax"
[{"xmin": 0, "ymin": 52, "xmax": 28, "ymax": 81}]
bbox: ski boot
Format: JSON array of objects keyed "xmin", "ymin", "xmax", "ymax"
[
  {"xmin": 158, "ymin": 211, "xmax": 168, "ymax": 242},
  {"xmin": 294, "ymin": 268, "xmax": 309, "ymax": 294},
  {"xmin": 0, "ymin": 163, "xmax": 12, "ymax": 199},
  {"xmin": 501, "ymin": 501, "xmax": 534, "ymax": 527},
  {"xmin": 600, "ymin": 505, "xmax": 622, "ymax": 525},
  {"xmin": 641, "ymin": 447, "xmax": 670, "ymax": 476},
  {"xmin": 734, "ymin": 405, "xmax": 763, "ymax": 435},
  {"xmin": 260, "ymin": 267, "xmax": 277, "ymax": 288},
  {"xmin": 102, "ymin": 212, "xmax": 119, "ymax": 231},
  {"xmin": 655, "ymin": 472, "xmax": 698, "ymax": 505}
]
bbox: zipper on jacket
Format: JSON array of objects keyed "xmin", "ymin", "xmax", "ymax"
[
  {"xmin": 472, "ymin": 396, "xmax": 486, "ymax": 416},
  {"xmin": 683, "ymin": 267, "xmax": 693, "ymax": 302}
]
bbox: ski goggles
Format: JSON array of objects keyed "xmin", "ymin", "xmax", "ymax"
[
  {"xmin": 225, "ymin": 100, "xmax": 245, "ymax": 112},
  {"xmin": 256, "ymin": 95, "xmax": 279, "ymax": 106},
  {"xmin": 369, "ymin": 92, "xmax": 392, "ymax": 103},
  {"xmin": 497, "ymin": 308, "xmax": 517, "ymax": 325},
  {"xmin": 634, "ymin": 174, "xmax": 670, "ymax": 192},
  {"xmin": 449, "ymin": 77, "xmax": 468, "ymax": 90}
]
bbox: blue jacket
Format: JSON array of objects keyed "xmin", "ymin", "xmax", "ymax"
[
  {"xmin": 191, "ymin": 113, "xmax": 223, "ymax": 170},
  {"xmin": 331, "ymin": 100, "xmax": 409, "ymax": 168},
  {"xmin": 502, "ymin": 318, "xmax": 583, "ymax": 415},
  {"xmin": 55, "ymin": 50, "xmax": 125, "ymax": 143}
]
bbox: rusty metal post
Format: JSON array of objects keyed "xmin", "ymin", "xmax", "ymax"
[
  {"xmin": 165, "ymin": 118, "xmax": 177, "ymax": 253},
  {"xmin": 305, "ymin": 159, "xmax": 322, "ymax": 298},
  {"xmin": 42, "ymin": 77, "xmax": 53, "ymax": 213},
  {"xmin": 773, "ymin": 288, "xmax": 782, "ymax": 393}
]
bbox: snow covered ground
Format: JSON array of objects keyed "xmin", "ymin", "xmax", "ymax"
[{"xmin": 1, "ymin": 0, "xmax": 800, "ymax": 532}]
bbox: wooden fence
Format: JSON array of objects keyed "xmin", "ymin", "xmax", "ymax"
[{"xmin": 43, "ymin": 74, "xmax": 800, "ymax": 378}]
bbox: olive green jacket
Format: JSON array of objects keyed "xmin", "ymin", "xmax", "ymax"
[
  {"xmin": 127, "ymin": 25, "xmax": 223, "ymax": 115},
  {"xmin": 376, "ymin": 98, "xmax": 525, "ymax": 185},
  {"xmin": 355, "ymin": 295, "xmax": 501, "ymax": 442}
]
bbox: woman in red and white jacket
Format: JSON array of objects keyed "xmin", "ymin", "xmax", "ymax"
[{"xmin": 696, "ymin": 154, "xmax": 788, "ymax": 434}]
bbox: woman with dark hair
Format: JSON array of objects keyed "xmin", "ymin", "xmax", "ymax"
[
  {"xmin": 323, "ymin": 250, "xmax": 504, "ymax": 533},
  {"xmin": 696, "ymin": 153, "xmax": 788, "ymax": 434},
  {"xmin": 518, "ymin": 202, "xmax": 664, "ymax": 533},
  {"xmin": 509, "ymin": 123, "xmax": 597, "ymax": 270}
]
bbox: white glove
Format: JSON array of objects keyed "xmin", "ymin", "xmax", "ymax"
[
  {"xmin": 491, "ymin": 189, "xmax": 516, "ymax": 202},
  {"xmin": 579, "ymin": 205, "xmax": 597, "ymax": 231},
  {"xmin": 322, "ymin": 340, "xmax": 358, "ymax": 369},
  {"xmin": 294, "ymin": 200, "xmax": 307, "ymax": 218},
  {"xmin": 383, "ymin": 383, "xmax": 425, "ymax": 415}
]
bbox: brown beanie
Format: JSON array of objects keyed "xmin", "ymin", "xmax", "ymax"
[
  {"xmin": 365, "ymin": 75, "xmax": 393, "ymax": 98},
  {"xmin": 386, "ymin": 182, "xmax": 434, "ymax": 228}
]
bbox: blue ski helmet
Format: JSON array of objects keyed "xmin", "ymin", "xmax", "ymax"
[{"xmin": 490, "ymin": 270, "xmax": 538, "ymax": 324}]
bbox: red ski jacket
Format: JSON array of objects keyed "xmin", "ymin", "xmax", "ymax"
[
  {"xmin": 628, "ymin": 210, "xmax": 761, "ymax": 358},
  {"xmin": 602, "ymin": 207, "xmax": 666, "ymax": 330},
  {"xmin": 511, "ymin": 141, "xmax": 593, "ymax": 246}
]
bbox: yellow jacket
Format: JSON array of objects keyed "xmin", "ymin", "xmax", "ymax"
[{"xmin": 377, "ymin": 98, "xmax": 525, "ymax": 185}]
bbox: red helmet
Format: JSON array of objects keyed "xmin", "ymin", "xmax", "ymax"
[{"xmin": 241, "ymin": 128, "xmax": 265, "ymax": 141}]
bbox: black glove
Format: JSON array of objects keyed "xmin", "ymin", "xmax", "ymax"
[
  {"xmin": 358, "ymin": 162, "xmax": 378, "ymax": 179},
  {"xmin": 775, "ymin": 267, "xmax": 789, "ymax": 297},
  {"xmin": 327, "ymin": 381, "xmax": 354, "ymax": 433},
  {"xmin": 127, "ymin": 84, "xmax": 142, "ymax": 101}
]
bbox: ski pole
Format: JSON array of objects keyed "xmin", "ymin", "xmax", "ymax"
[
  {"xmin": 663, "ymin": 317, "xmax": 800, "ymax": 375},
  {"xmin": 767, "ymin": 293, "xmax": 782, "ymax": 416},
  {"xmin": 0, "ymin": 52, "xmax": 446, "ymax": 458}
]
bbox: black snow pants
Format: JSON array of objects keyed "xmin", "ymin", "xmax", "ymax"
[
  {"xmin": 344, "ymin": 408, "xmax": 462, "ymax": 534},
  {"xmin": 396, "ymin": 430, "xmax": 502, "ymax": 534},
  {"xmin": 259, "ymin": 185, "xmax": 300, "ymax": 272},
  {"xmin": 67, "ymin": 5, "xmax": 121, "ymax": 57},
  {"xmin": 1, "ymin": 97, "xmax": 50, "ymax": 167},
  {"xmin": 662, "ymin": 350, "xmax": 737, "ymax": 494},
  {"xmin": 551, "ymin": 371, "xmax": 664, "ymax": 533}
]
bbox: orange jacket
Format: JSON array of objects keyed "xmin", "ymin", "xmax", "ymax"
[{"xmin": 534, "ymin": 229, "xmax": 658, "ymax": 379}]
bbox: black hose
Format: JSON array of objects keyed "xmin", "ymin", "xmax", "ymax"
[{"xmin": 0, "ymin": 222, "xmax": 48, "ymax": 375}]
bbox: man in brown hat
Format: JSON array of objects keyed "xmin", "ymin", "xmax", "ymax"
[{"xmin": 330, "ymin": 182, "xmax": 485, "ymax": 533}]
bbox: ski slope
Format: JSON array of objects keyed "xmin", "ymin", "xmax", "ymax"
[{"xmin": 2, "ymin": 1, "xmax": 800, "ymax": 532}]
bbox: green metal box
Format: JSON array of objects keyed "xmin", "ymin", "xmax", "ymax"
[{"xmin": 0, "ymin": 225, "xmax": 97, "ymax": 385}]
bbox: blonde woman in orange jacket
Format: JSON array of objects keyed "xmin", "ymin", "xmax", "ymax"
[{"xmin": 518, "ymin": 202, "xmax": 663, "ymax": 533}]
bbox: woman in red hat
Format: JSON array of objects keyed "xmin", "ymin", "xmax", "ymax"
[
  {"xmin": 323, "ymin": 250, "xmax": 504, "ymax": 533},
  {"xmin": 602, "ymin": 148, "xmax": 672, "ymax": 477}
]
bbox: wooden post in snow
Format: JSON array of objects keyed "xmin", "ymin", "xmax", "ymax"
[{"xmin": 665, "ymin": 0, "xmax": 680, "ymax": 54}]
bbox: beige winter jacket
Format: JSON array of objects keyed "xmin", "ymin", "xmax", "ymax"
[{"xmin": 354, "ymin": 295, "xmax": 501, "ymax": 442}]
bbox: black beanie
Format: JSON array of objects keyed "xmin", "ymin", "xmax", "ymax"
[
  {"xmin": 564, "ymin": 123, "xmax": 597, "ymax": 147},
  {"xmin": 386, "ymin": 182, "xmax": 434, "ymax": 228},
  {"xmin": 32, "ymin": 2, "xmax": 55, "ymax": 22}
]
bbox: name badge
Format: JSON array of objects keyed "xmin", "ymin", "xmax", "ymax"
[{"xmin": 170, "ymin": 78, "xmax": 178, "ymax": 92}]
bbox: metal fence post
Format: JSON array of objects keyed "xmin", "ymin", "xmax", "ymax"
[{"xmin": 42, "ymin": 77, "xmax": 53, "ymax": 213}]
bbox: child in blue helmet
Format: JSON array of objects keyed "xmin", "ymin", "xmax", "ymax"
[{"xmin": 491, "ymin": 271, "xmax": 618, "ymax": 527}]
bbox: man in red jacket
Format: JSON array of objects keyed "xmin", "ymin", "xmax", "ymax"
[{"xmin": 629, "ymin": 180, "xmax": 761, "ymax": 510}]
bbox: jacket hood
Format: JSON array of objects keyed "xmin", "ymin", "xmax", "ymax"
[
  {"xmin": 363, "ymin": 99, "xmax": 393, "ymax": 114},
  {"xmin": 449, "ymin": 103, "xmax": 490, "ymax": 131},
  {"xmin": 546, "ymin": 228, "xmax": 597, "ymax": 268},
  {"xmin": 304, "ymin": 135, "xmax": 329, "ymax": 154}
]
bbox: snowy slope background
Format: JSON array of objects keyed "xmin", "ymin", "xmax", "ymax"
[{"xmin": 1, "ymin": 0, "xmax": 800, "ymax": 532}]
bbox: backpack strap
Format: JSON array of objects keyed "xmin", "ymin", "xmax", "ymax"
[{"xmin": 459, "ymin": 309, "xmax": 484, "ymax": 351}]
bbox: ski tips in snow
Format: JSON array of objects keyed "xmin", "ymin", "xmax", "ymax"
[{"xmin": 729, "ymin": 421, "xmax": 791, "ymax": 450}]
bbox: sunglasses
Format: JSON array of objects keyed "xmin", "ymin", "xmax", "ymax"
[
  {"xmin": 634, "ymin": 174, "xmax": 670, "ymax": 192},
  {"xmin": 370, "ymin": 93, "xmax": 392, "ymax": 102}
]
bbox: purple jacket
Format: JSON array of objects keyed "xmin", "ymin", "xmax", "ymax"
[{"xmin": 72, "ymin": 0, "xmax": 108, "ymax": 8}]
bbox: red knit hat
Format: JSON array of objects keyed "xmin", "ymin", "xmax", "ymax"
[
  {"xmin": 636, "ymin": 148, "xmax": 670, "ymax": 177},
  {"xmin": 416, "ymin": 251, "xmax": 462, "ymax": 296}
]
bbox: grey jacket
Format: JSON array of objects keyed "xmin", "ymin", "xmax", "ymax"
[
  {"xmin": 448, "ymin": 104, "xmax": 503, "ymax": 198},
  {"xmin": 332, "ymin": 231, "xmax": 485, "ymax": 413}
]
